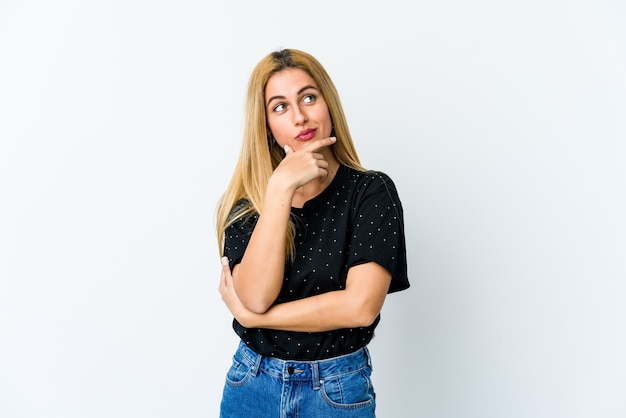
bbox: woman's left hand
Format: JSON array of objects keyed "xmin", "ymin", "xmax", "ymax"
[{"xmin": 218, "ymin": 257, "xmax": 254, "ymax": 326}]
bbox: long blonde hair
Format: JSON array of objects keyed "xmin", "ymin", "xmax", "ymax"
[{"xmin": 216, "ymin": 49, "xmax": 365, "ymax": 259}]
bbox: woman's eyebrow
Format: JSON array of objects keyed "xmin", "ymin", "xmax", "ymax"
[
  {"xmin": 266, "ymin": 85, "xmax": 319, "ymax": 107},
  {"xmin": 297, "ymin": 85, "xmax": 318, "ymax": 95}
]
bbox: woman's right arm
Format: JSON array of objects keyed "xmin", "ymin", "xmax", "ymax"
[
  {"xmin": 232, "ymin": 177, "xmax": 292, "ymax": 314},
  {"xmin": 232, "ymin": 137, "xmax": 335, "ymax": 313}
]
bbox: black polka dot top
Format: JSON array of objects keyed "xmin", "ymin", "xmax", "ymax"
[{"xmin": 223, "ymin": 164, "xmax": 409, "ymax": 360}]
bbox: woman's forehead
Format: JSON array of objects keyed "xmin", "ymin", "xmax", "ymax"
[{"xmin": 265, "ymin": 68, "xmax": 318, "ymax": 97}]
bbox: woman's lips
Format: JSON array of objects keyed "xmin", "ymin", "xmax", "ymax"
[{"xmin": 296, "ymin": 129, "xmax": 316, "ymax": 141}]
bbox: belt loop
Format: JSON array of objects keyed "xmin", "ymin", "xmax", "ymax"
[
  {"xmin": 364, "ymin": 346, "xmax": 373, "ymax": 369},
  {"xmin": 311, "ymin": 362, "xmax": 321, "ymax": 390},
  {"xmin": 239, "ymin": 341, "xmax": 263, "ymax": 377},
  {"xmin": 250, "ymin": 350, "xmax": 262, "ymax": 377}
]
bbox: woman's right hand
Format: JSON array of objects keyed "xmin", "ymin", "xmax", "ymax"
[{"xmin": 271, "ymin": 136, "xmax": 336, "ymax": 191}]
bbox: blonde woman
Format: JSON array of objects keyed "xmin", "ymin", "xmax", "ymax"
[{"xmin": 216, "ymin": 49, "xmax": 409, "ymax": 417}]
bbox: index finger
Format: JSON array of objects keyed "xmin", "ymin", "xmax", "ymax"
[{"xmin": 299, "ymin": 136, "xmax": 337, "ymax": 153}]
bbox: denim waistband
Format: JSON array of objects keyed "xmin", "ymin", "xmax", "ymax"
[{"xmin": 234, "ymin": 340, "xmax": 372, "ymax": 389}]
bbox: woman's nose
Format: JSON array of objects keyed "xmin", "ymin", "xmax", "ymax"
[{"xmin": 292, "ymin": 105, "xmax": 308, "ymax": 125}]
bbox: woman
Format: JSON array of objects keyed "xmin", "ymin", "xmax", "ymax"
[{"xmin": 216, "ymin": 48, "xmax": 409, "ymax": 417}]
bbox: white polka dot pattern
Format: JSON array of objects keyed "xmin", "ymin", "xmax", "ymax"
[{"xmin": 224, "ymin": 165, "xmax": 409, "ymax": 360}]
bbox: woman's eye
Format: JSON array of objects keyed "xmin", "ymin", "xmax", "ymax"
[
  {"xmin": 302, "ymin": 94, "xmax": 316, "ymax": 104},
  {"xmin": 273, "ymin": 103, "xmax": 286, "ymax": 112}
]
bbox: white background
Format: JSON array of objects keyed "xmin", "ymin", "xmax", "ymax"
[{"xmin": 1, "ymin": 1, "xmax": 625, "ymax": 417}]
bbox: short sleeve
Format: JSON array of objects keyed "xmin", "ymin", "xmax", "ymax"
[
  {"xmin": 223, "ymin": 201, "xmax": 258, "ymax": 271},
  {"xmin": 347, "ymin": 172, "xmax": 409, "ymax": 293}
]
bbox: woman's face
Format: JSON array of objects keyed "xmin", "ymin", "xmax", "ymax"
[{"xmin": 265, "ymin": 68, "xmax": 332, "ymax": 151}]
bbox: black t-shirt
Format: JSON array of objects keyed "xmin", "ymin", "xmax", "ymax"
[{"xmin": 223, "ymin": 165, "xmax": 409, "ymax": 360}]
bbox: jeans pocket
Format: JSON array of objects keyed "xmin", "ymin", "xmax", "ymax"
[
  {"xmin": 225, "ymin": 357, "xmax": 253, "ymax": 387},
  {"xmin": 320, "ymin": 367, "xmax": 375, "ymax": 409}
]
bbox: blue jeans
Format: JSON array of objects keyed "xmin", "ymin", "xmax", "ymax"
[{"xmin": 220, "ymin": 340, "xmax": 376, "ymax": 417}]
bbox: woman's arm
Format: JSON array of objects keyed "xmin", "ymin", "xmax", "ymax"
[
  {"xmin": 232, "ymin": 137, "xmax": 336, "ymax": 314},
  {"xmin": 231, "ymin": 179, "xmax": 292, "ymax": 314},
  {"xmin": 219, "ymin": 257, "xmax": 392, "ymax": 332}
]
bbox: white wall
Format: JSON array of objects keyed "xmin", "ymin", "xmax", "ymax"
[{"xmin": 1, "ymin": 1, "xmax": 624, "ymax": 417}]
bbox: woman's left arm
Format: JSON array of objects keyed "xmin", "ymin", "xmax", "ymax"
[{"xmin": 218, "ymin": 257, "xmax": 391, "ymax": 332}]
